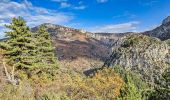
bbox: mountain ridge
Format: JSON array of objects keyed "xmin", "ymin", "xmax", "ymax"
[
  {"xmin": 32, "ymin": 16, "xmax": 170, "ymax": 42},
  {"xmin": 142, "ymin": 16, "xmax": 170, "ymax": 40},
  {"xmin": 31, "ymin": 16, "xmax": 170, "ymax": 72}
]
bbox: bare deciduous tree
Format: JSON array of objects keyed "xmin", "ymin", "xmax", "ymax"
[{"xmin": 2, "ymin": 59, "xmax": 19, "ymax": 85}]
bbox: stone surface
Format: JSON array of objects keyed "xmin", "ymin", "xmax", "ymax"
[
  {"xmin": 163, "ymin": 16, "xmax": 170, "ymax": 25},
  {"xmin": 143, "ymin": 16, "xmax": 170, "ymax": 40},
  {"xmin": 104, "ymin": 34, "xmax": 170, "ymax": 83}
]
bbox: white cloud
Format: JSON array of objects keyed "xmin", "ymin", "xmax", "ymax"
[
  {"xmin": 51, "ymin": 0, "xmax": 68, "ymax": 2},
  {"xmin": 89, "ymin": 21, "xmax": 140, "ymax": 33},
  {"xmin": 73, "ymin": 5, "xmax": 86, "ymax": 10},
  {"xmin": 0, "ymin": 28, "xmax": 7, "ymax": 39},
  {"xmin": 60, "ymin": 2, "xmax": 71, "ymax": 8},
  {"xmin": 139, "ymin": 0, "xmax": 159, "ymax": 6},
  {"xmin": 113, "ymin": 12, "xmax": 137, "ymax": 19},
  {"xmin": 0, "ymin": 0, "xmax": 73, "ymax": 25},
  {"xmin": 97, "ymin": 0, "xmax": 108, "ymax": 3},
  {"xmin": 52, "ymin": 0, "xmax": 86, "ymax": 10},
  {"xmin": 0, "ymin": 0, "xmax": 74, "ymax": 38}
]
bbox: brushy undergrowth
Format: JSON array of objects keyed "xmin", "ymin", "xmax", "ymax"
[{"xmin": 0, "ymin": 68, "xmax": 124, "ymax": 100}]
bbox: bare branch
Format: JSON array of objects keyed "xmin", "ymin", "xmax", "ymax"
[{"xmin": 2, "ymin": 59, "xmax": 18, "ymax": 85}]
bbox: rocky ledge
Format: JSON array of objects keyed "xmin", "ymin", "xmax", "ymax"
[{"xmin": 104, "ymin": 34, "xmax": 170, "ymax": 84}]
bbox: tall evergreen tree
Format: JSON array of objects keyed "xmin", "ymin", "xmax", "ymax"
[
  {"xmin": 35, "ymin": 25, "xmax": 58, "ymax": 69},
  {"xmin": 0, "ymin": 17, "xmax": 36, "ymax": 69},
  {"xmin": 114, "ymin": 66, "xmax": 149, "ymax": 100}
]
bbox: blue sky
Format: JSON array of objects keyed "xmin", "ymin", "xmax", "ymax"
[{"xmin": 0, "ymin": 0, "xmax": 170, "ymax": 38}]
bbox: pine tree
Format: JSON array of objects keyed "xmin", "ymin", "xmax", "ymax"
[
  {"xmin": 0, "ymin": 17, "xmax": 36, "ymax": 69},
  {"xmin": 114, "ymin": 66, "xmax": 149, "ymax": 100},
  {"xmin": 35, "ymin": 25, "xmax": 58, "ymax": 69}
]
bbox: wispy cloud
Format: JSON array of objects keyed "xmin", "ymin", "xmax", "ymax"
[
  {"xmin": 89, "ymin": 21, "xmax": 140, "ymax": 33},
  {"xmin": 0, "ymin": 0, "xmax": 74, "ymax": 25},
  {"xmin": 0, "ymin": 0, "xmax": 74, "ymax": 38},
  {"xmin": 51, "ymin": 0, "xmax": 68, "ymax": 2},
  {"xmin": 96, "ymin": 0, "xmax": 108, "ymax": 3},
  {"xmin": 139, "ymin": 0, "xmax": 159, "ymax": 6},
  {"xmin": 60, "ymin": 2, "xmax": 71, "ymax": 8},
  {"xmin": 52, "ymin": 0, "xmax": 86, "ymax": 10},
  {"xmin": 73, "ymin": 5, "xmax": 86, "ymax": 10},
  {"xmin": 113, "ymin": 12, "xmax": 137, "ymax": 19}
]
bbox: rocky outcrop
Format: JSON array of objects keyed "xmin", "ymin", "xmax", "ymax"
[
  {"xmin": 143, "ymin": 16, "xmax": 170, "ymax": 40},
  {"xmin": 32, "ymin": 23, "xmax": 92, "ymax": 39},
  {"xmin": 104, "ymin": 34, "xmax": 170, "ymax": 83},
  {"xmin": 32, "ymin": 23, "xmax": 127, "ymax": 46},
  {"xmin": 163, "ymin": 16, "xmax": 170, "ymax": 25},
  {"xmin": 89, "ymin": 32, "xmax": 129, "ymax": 46},
  {"xmin": 32, "ymin": 23, "xmax": 112, "ymax": 61}
]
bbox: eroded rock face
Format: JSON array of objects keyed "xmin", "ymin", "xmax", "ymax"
[
  {"xmin": 163, "ymin": 16, "xmax": 170, "ymax": 25},
  {"xmin": 104, "ymin": 34, "xmax": 170, "ymax": 83},
  {"xmin": 32, "ymin": 23, "xmax": 112, "ymax": 61},
  {"xmin": 143, "ymin": 16, "xmax": 170, "ymax": 40}
]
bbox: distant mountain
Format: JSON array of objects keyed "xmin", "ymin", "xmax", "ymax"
[
  {"xmin": 32, "ymin": 16, "xmax": 170, "ymax": 46},
  {"xmin": 32, "ymin": 23, "xmax": 112, "ymax": 62},
  {"xmin": 142, "ymin": 16, "xmax": 170, "ymax": 40},
  {"xmin": 32, "ymin": 23, "xmax": 127, "ymax": 46},
  {"xmin": 31, "ymin": 16, "xmax": 170, "ymax": 71}
]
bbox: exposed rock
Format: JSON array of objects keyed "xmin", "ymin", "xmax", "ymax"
[
  {"xmin": 32, "ymin": 23, "xmax": 127, "ymax": 47},
  {"xmin": 32, "ymin": 23, "xmax": 112, "ymax": 62},
  {"xmin": 31, "ymin": 16, "xmax": 170, "ymax": 73},
  {"xmin": 88, "ymin": 32, "xmax": 128, "ymax": 46},
  {"xmin": 163, "ymin": 16, "xmax": 170, "ymax": 25},
  {"xmin": 143, "ymin": 16, "xmax": 170, "ymax": 40},
  {"xmin": 104, "ymin": 34, "xmax": 170, "ymax": 84}
]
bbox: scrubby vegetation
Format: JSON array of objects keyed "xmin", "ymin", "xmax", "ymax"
[
  {"xmin": 114, "ymin": 66, "xmax": 149, "ymax": 100},
  {"xmin": 165, "ymin": 39, "xmax": 170, "ymax": 46},
  {"xmin": 148, "ymin": 66, "xmax": 170, "ymax": 100},
  {"xmin": 0, "ymin": 17, "xmax": 169, "ymax": 100},
  {"xmin": 121, "ymin": 34, "xmax": 161, "ymax": 48}
]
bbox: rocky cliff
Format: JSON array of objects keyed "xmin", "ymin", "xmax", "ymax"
[
  {"xmin": 32, "ymin": 23, "xmax": 126, "ymax": 46},
  {"xmin": 143, "ymin": 16, "xmax": 170, "ymax": 40},
  {"xmin": 32, "ymin": 23, "xmax": 113, "ymax": 71},
  {"xmin": 31, "ymin": 16, "xmax": 170, "ymax": 72},
  {"xmin": 104, "ymin": 34, "xmax": 170, "ymax": 83}
]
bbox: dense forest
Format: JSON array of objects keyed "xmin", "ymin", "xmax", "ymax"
[{"xmin": 0, "ymin": 17, "xmax": 169, "ymax": 100}]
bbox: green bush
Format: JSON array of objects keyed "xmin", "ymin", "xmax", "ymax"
[
  {"xmin": 147, "ymin": 67, "xmax": 170, "ymax": 100},
  {"xmin": 114, "ymin": 66, "xmax": 150, "ymax": 100},
  {"xmin": 165, "ymin": 39, "xmax": 170, "ymax": 46}
]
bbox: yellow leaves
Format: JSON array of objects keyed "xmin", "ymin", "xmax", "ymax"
[
  {"xmin": 61, "ymin": 68, "xmax": 124, "ymax": 100},
  {"xmin": 88, "ymin": 68, "xmax": 124, "ymax": 99},
  {"xmin": 0, "ymin": 64, "xmax": 124, "ymax": 100}
]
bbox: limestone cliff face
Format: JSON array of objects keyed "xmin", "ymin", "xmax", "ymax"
[
  {"xmin": 104, "ymin": 34, "xmax": 170, "ymax": 83},
  {"xmin": 32, "ymin": 23, "xmax": 111, "ymax": 61},
  {"xmin": 32, "ymin": 23, "xmax": 91, "ymax": 40},
  {"xmin": 143, "ymin": 16, "xmax": 170, "ymax": 40},
  {"xmin": 88, "ymin": 33, "xmax": 128, "ymax": 46}
]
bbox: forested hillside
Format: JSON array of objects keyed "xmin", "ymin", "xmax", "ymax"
[{"xmin": 0, "ymin": 17, "xmax": 169, "ymax": 100}]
